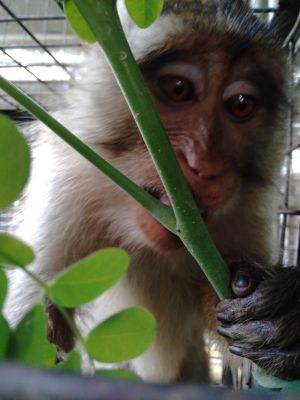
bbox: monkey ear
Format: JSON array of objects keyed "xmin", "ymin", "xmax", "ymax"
[{"xmin": 269, "ymin": 0, "xmax": 300, "ymax": 45}]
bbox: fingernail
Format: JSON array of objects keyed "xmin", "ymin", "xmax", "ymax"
[
  {"xmin": 216, "ymin": 314, "xmax": 227, "ymax": 323},
  {"xmin": 229, "ymin": 346, "xmax": 243, "ymax": 356},
  {"xmin": 217, "ymin": 326, "xmax": 231, "ymax": 338}
]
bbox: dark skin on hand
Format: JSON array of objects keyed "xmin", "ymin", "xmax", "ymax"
[{"xmin": 217, "ymin": 262, "xmax": 300, "ymax": 380}]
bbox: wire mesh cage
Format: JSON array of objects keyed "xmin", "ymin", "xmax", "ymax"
[
  {"xmin": 0, "ymin": 0, "xmax": 83, "ymax": 111},
  {"xmin": 0, "ymin": 0, "xmax": 299, "ymax": 388}
]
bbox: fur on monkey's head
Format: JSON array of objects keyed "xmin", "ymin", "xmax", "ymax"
[
  {"xmin": 162, "ymin": 0, "xmax": 246, "ymax": 14},
  {"xmin": 117, "ymin": 0, "xmax": 286, "ymax": 65}
]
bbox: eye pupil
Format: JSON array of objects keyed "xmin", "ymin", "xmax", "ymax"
[
  {"xmin": 159, "ymin": 76, "xmax": 194, "ymax": 103},
  {"xmin": 225, "ymin": 94, "xmax": 256, "ymax": 120},
  {"xmin": 238, "ymin": 95, "xmax": 247, "ymax": 110},
  {"xmin": 174, "ymin": 80, "xmax": 184, "ymax": 95}
]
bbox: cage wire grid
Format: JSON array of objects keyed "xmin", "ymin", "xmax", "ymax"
[{"xmin": 0, "ymin": 0, "xmax": 83, "ymax": 111}]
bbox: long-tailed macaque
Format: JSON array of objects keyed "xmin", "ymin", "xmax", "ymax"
[{"xmin": 4, "ymin": 0, "xmax": 300, "ymax": 383}]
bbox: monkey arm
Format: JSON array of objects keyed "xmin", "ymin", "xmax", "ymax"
[{"xmin": 216, "ymin": 262, "xmax": 300, "ymax": 380}]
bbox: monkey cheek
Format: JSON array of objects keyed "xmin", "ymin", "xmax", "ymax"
[
  {"xmin": 134, "ymin": 205, "xmax": 182, "ymax": 251},
  {"xmin": 193, "ymin": 174, "xmax": 238, "ymax": 212}
]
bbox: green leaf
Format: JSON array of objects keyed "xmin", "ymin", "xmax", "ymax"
[
  {"xmin": 64, "ymin": 0, "xmax": 96, "ymax": 44},
  {"xmin": 0, "ymin": 314, "xmax": 10, "ymax": 359},
  {"xmin": 253, "ymin": 367, "xmax": 289, "ymax": 390},
  {"xmin": 125, "ymin": 0, "xmax": 164, "ymax": 28},
  {"xmin": 0, "ymin": 233, "xmax": 35, "ymax": 267},
  {"xmin": 55, "ymin": 351, "xmax": 81, "ymax": 373},
  {"xmin": 95, "ymin": 368, "xmax": 141, "ymax": 381},
  {"xmin": 48, "ymin": 248, "xmax": 130, "ymax": 308},
  {"xmin": 0, "ymin": 114, "xmax": 30, "ymax": 211},
  {"xmin": 86, "ymin": 307, "xmax": 156, "ymax": 363},
  {"xmin": 7, "ymin": 304, "xmax": 56, "ymax": 367},
  {"xmin": 0, "ymin": 268, "xmax": 7, "ymax": 310},
  {"xmin": 283, "ymin": 380, "xmax": 300, "ymax": 393}
]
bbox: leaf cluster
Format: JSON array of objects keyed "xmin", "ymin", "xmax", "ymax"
[{"xmin": 0, "ymin": 115, "xmax": 155, "ymax": 378}]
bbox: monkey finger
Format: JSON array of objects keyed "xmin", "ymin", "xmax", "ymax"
[
  {"xmin": 217, "ymin": 320, "xmax": 274, "ymax": 346},
  {"xmin": 229, "ymin": 345, "xmax": 300, "ymax": 380},
  {"xmin": 216, "ymin": 292, "xmax": 264, "ymax": 324}
]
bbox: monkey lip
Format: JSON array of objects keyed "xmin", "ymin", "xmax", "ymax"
[
  {"xmin": 144, "ymin": 186, "xmax": 208, "ymax": 219},
  {"xmin": 158, "ymin": 190, "xmax": 172, "ymax": 207},
  {"xmin": 144, "ymin": 186, "xmax": 171, "ymax": 207},
  {"xmin": 138, "ymin": 186, "xmax": 209, "ymax": 250}
]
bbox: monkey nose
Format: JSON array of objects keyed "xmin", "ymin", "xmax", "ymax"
[{"xmin": 177, "ymin": 148, "xmax": 226, "ymax": 181}]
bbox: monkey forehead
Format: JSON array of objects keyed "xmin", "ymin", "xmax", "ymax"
[
  {"xmin": 117, "ymin": 0, "xmax": 281, "ymax": 63},
  {"xmin": 162, "ymin": 0, "xmax": 236, "ymax": 15},
  {"xmin": 117, "ymin": 1, "xmax": 185, "ymax": 62}
]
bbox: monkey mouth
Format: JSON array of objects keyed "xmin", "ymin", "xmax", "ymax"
[
  {"xmin": 144, "ymin": 186, "xmax": 171, "ymax": 207},
  {"xmin": 144, "ymin": 185, "xmax": 208, "ymax": 220},
  {"xmin": 138, "ymin": 185, "xmax": 209, "ymax": 250}
]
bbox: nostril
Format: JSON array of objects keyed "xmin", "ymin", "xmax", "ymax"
[
  {"xmin": 188, "ymin": 161, "xmax": 225, "ymax": 181},
  {"xmin": 177, "ymin": 150, "xmax": 226, "ymax": 180}
]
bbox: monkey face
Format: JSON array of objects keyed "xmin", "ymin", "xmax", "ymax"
[
  {"xmin": 77, "ymin": 9, "xmax": 286, "ymax": 254},
  {"xmin": 113, "ymin": 33, "xmax": 285, "ymax": 252}
]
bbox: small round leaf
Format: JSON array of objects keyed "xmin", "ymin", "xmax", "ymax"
[
  {"xmin": 0, "ymin": 114, "xmax": 30, "ymax": 211},
  {"xmin": 49, "ymin": 248, "xmax": 130, "ymax": 307},
  {"xmin": 7, "ymin": 304, "xmax": 56, "ymax": 367},
  {"xmin": 0, "ymin": 234, "xmax": 35, "ymax": 267},
  {"xmin": 125, "ymin": 0, "xmax": 164, "ymax": 28},
  {"xmin": 55, "ymin": 351, "xmax": 81, "ymax": 373},
  {"xmin": 86, "ymin": 307, "xmax": 156, "ymax": 363},
  {"xmin": 64, "ymin": 0, "xmax": 96, "ymax": 44}
]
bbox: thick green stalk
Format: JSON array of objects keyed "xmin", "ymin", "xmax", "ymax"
[
  {"xmin": 0, "ymin": 75, "xmax": 175, "ymax": 233},
  {"xmin": 73, "ymin": 0, "xmax": 231, "ymax": 299}
]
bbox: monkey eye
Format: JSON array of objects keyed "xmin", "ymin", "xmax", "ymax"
[
  {"xmin": 158, "ymin": 76, "xmax": 195, "ymax": 103},
  {"xmin": 225, "ymin": 94, "xmax": 257, "ymax": 120}
]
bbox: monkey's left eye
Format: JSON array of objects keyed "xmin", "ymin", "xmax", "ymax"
[
  {"xmin": 225, "ymin": 94, "xmax": 257, "ymax": 120},
  {"xmin": 158, "ymin": 76, "xmax": 195, "ymax": 103}
]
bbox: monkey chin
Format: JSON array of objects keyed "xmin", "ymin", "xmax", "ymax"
[{"xmin": 135, "ymin": 205, "xmax": 183, "ymax": 251}]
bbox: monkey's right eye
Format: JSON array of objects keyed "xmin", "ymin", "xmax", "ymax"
[{"xmin": 158, "ymin": 76, "xmax": 195, "ymax": 103}]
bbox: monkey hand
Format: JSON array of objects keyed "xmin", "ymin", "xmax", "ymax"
[{"xmin": 216, "ymin": 261, "xmax": 300, "ymax": 380}]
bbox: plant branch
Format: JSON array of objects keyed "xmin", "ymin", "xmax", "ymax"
[
  {"xmin": 73, "ymin": 0, "xmax": 231, "ymax": 299},
  {"xmin": 12, "ymin": 262, "xmax": 95, "ymax": 371},
  {"xmin": 0, "ymin": 75, "xmax": 176, "ymax": 234}
]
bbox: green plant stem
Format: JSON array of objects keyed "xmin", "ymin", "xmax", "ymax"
[
  {"xmin": 13, "ymin": 263, "xmax": 95, "ymax": 371},
  {"xmin": 46, "ymin": 298, "xmax": 95, "ymax": 372},
  {"xmin": 73, "ymin": 0, "xmax": 231, "ymax": 299},
  {"xmin": 22, "ymin": 268, "xmax": 49, "ymax": 292},
  {"xmin": 0, "ymin": 75, "xmax": 175, "ymax": 234}
]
